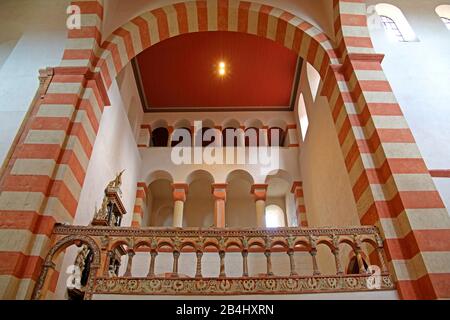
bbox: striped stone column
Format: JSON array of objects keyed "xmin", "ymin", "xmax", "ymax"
[
  {"xmin": 0, "ymin": 67, "xmax": 109, "ymax": 299},
  {"xmin": 291, "ymin": 181, "xmax": 308, "ymax": 227},
  {"xmin": 61, "ymin": 0, "xmax": 105, "ymax": 69},
  {"xmin": 333, "ymin": 0, "xmax": 376, "ymax": 58},
  {"xmin": 131, "ymin": 182, "xmax": 148, "ymax": 228},
  {"xmin": 328, "ymin": 0, "xmax": 450, "ymax": 298}
]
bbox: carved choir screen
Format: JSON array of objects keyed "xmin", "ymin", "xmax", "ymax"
[
  {"xmin": 91, "ymin": 171, "xmax": 127, "ymax": 227},
  {"xmin": 63, "ymin": 173, "xmax": 128, "ymax": 299},
  {"xmin": 33, "ymin": 225, "xmax": 395, "ymax": 299}
]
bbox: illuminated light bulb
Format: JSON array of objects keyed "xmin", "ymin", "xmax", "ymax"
[{"xmin": 218, "ymin": 61, "xmax": 226, "ymax": 76}]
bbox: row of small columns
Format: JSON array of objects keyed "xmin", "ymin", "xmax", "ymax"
[
  {"xmin": 121, "ymin": 248, "xmax": 300, "ymax": 278},
  {"xmin": 108, "ymin": 238, "xmax": 387, "ymax": 279},
  {"xmin": 171, "ymin": 183, "xmax": 270, "ymax": 228},
  {"xmin": 170, "ymin": 182, "xmax": 308, "ymax": 228}
]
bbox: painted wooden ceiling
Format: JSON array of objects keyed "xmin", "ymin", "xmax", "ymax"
[{"xmin": 133, "ymin": 31, "xmax": 300, "ymax": 112}]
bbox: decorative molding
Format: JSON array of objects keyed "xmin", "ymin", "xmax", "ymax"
[
  {"xmin": 93, "ymin": 274, "xmax": 395, "ymax": 296},
  {"xmin": 291, "ymin": 181, "xmax": 303, "ymax": 194},
  {"xmin": 35, "ymin": 224, "xmax": 391, "ymax": 299},
  {"xmin": 347, "ymin": 53, "xmax": 385, "ymax": 63},
  {"xmin": 429, "ymin": 170, "xmax": 450, "ymax": 178},
  {"xmin": 53, "ymin": 66, "xmax": 110, "ymax": 106},
  {"xmin": 52, "ymin": 225, "xmax": 381, "ymax": 241}
]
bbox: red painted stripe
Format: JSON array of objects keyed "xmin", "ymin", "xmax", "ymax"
[
  {"xmin": 237, "ymin": 2, "xmax": 250, "ymax": 33},
  {"xmin": 217, "ymin": 0, "xmax": 229, "ymax": 31},
  {"xmin": 174, "ymin": 3, "xmax": 189, "ymax": 34},
  {"xmin": 152, "ymin": 8, "xmax": 170, "ymax": 41},
  {"xmin": 257, "ymin": 5, "xmax": 272, "ymax": 38},
  {"xmin": 0, "ymin": 252, "xmax": 43, "ymax": 281},
  {"xmin": 113, "ymin": 28, "xmax": 136, "ymax": 61},
  {"xmin": 102, "ymin": 41, "xmax": 122, "ymax": 75},
  {"xmin": 429, "ymin": 170, "xmax": 450, "ymax": 178},
  {"xmin": 0, "ymin": 211, "xmax": 56, "ymax": 235},
  {"xmin": 72, "ymin": 1, "xmax": 103, "ymax": 19},
  {"xmin": 131, "ymin": 17, "xmax": 151, "ymax": 49},
  {"xmin": 197, "ymin": 0, "xmax": 208, "ymax": 32}
]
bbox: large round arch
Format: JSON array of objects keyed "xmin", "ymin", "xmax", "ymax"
[
  {"xmin": 32, "ymin": 235, "xmax": 101, "ymax": 300},
  {"xmin": 90, "ymin": 0, "xmax": 339, "ymax": 89},
  {"xmin": 0, "ymin": 0, "xmax": 442, "ymax": 301}
]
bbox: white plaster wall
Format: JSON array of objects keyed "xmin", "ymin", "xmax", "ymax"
[
  {"xmin": 74, "ymin": 79, "xmax": 142, "ymax": 227},
  {"xmin": 116, "ymin": 64, "xmax": 145, "ymax": 143},
  {"xmin": 0, "ymin": 40, "xmax": 18, "ymax": 69},
  {"xmin": 300, "ymin": 95, "xmax": 360, "ymax": 227},
  {"xmin": 296, "ymin": 62, "xmax": 360, "ymax": 227},
  {"xmin": 367, "ymin": 0, "xmax": 450, "ymax": 211},
  {"xmin": 0, "ymin": 0, "xmax": 70, "ymax": 167},
  {"xmin": 139, "ymin": 147, "xmax": 301, "ymax": 185},
  {"xmin": 226, "ymin": 179, "xmax": 257, "ymax": 227}
]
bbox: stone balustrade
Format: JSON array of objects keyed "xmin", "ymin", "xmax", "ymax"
[{"xmin": 33, "ymin": 225, "xmax": 395, "ymax": 299}]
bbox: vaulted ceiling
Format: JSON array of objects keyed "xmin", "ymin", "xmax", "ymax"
[{"xmin": 133, "ymin": 31, "xmax": 301, "ymax": 112}]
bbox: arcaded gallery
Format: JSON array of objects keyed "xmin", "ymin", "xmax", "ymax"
[{"xmin": 0, "ymin": 0, "xmax": 449, "ymax": 301}]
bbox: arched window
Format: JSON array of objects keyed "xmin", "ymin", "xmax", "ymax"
[
  {"xmin": 151, "ymin": 127, "xmax": 169, "ymax": 147},
  {"xmin": 380, "ymin": 15, "xmax": 406, "ymax": 42},
  {"xmin": 442, "ymin": 17, "xmax": 450, "ymax": 29},
  {"xmin": 222, "ymin": 128, "xmax": 239, "ymax": 147},
  {"xmin": 347, "ymin": 255, "xmax": 369, "ymax": 274},
  {"xmin": 201, "ymin": 128, "xmax": 216, "ymax": 148},
  {"xmin": 268, "ymin": 127, "xmax": 286, "ymax": 147},
  {"xmin": 171, "ymin": 127, "xmax": 191, "ymax": 147},
  {"xmin": 436, "ymin": 5, "xmax": 450, "ymax": 30},
  {"xmin": 245, "ymin": 127, "xmax": 260, "ymax": 147},
  {"xmin": 306, "ymin": 62, "xmax": 321, "ymax": 102},
  {"xmin": 297, "ymin": 94, "xmax": 309, "ymax": 141},
  {"xmin": 265, "ymin": 205, "xmax": 286, "ymax": 228},
  {"xmin": 375, "ymin": 3, "xmax": 418, "ymax": 42}
]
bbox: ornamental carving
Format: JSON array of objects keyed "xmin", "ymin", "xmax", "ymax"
[
  {"xmin": 93, "ymin": 275, "xmax": 394, "ymax": 296},
  {"xmin": 35, "ymin": 224, "xmax": 393, "ymax": 299},
  {"xmin": 91, "ymin": 172, "xmax": 127, "ymax": 227}
]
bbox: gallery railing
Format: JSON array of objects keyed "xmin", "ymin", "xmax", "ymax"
[{"xmin": 32, "ymin": 224, "xmax": 395, "ymax": 299}]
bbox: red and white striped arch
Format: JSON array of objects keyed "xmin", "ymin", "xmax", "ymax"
[
  {"xmin": 62, "ymin": 0, "xmax": 340, "ymax": 88},
  {"xmin": 1, "ymin": 0, "xmax": 449, "ymax": 300}
]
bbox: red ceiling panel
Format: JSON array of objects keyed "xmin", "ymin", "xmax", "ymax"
[{"xmin": 134, "ymin": 31, "xmax": 299, "ymax": 112}]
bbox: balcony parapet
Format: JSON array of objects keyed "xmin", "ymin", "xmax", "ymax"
[{"xmin": 33, "ymin": 225, "xmax": 395, "ymax": 299}]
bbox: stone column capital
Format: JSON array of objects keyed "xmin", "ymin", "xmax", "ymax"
[
  {"xmin": 172, "ymin": 183, "xmax": 189, "ymax": 202},
  {"xmin": 291, "ymin": 181, "xmax": 304, "ymax": 198},
  {"xmin": 211, "ymin": 183, "xmax": 227, "ymax": 201},
  {"xmin": 251, "ymin": 184, "xmax": 268, "ymax": 202}
]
